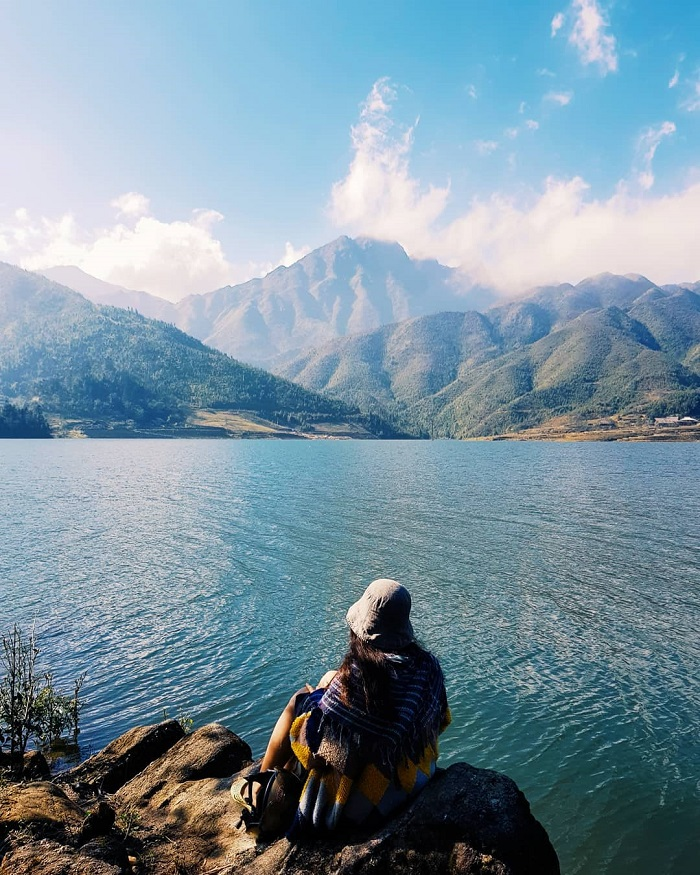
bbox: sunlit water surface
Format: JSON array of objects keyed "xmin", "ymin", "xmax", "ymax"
[{"xmin": 1, "ymin": 440, "xmax": 698, "ymax": 874}]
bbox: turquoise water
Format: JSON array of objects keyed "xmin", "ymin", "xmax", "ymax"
[{"xmin": 1, "ymin": 439, "xmax": 698, "ymax": 873}]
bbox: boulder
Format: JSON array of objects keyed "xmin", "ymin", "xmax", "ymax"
[
  {"xmin": 115, "ymin": 722, "xmax": 252, "ymax": 841},
  {"xmin": 117, "ymin": 722, "xmax": 251, "ymax": 807},
  {"xmin": 0, "ymin": 781, "xmax": 85, "ymax": 837},
  {"xmin": 235, "ymin": 763, "xmax": 560, "ymax": 875},
  {"xmin": 24, "ymin": 750, "xmax": 52, "ymax": 781},
  {"xmin": 111, "ymin": 737, "xmax": 558, "ymax": 874},
  {"xmin": 0, "ymin": 749, "xmax": 50, "ymax": 780},
  {"xmin": 0, "ymin": 839, "xmax": 122, "ymax": 875},
  {"xmin": 57, "ymin": 719, "xmax": 185, "ymax": 795}
]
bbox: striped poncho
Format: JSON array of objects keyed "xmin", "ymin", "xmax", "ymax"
[{"xmin": 289, "ymin": 648, "xmax": 450, "ymax": 836}]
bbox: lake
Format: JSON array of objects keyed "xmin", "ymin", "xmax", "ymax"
[{"xmin": 1, "ymin": 439, "xmax": 698, "ymax": 873}]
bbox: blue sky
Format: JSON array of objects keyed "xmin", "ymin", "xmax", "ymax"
[{"xmin": 1, "ymin": 0, "xmax": 699, "ymax": 300}]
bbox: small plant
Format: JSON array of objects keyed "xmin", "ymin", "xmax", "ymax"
[
  {"xmin": 116, "ymin": 805, "xmax": 141, "ymax": 839},
  {"xmin": 0, "ymin": 625, "xmax": 86, "ymax": 776},
  {"xmin": 0, "ymin": 625, "xmax": 40, "ymax": 765},
  {"xmin": 177, "ymin": 712, "xmax": 194, "ymax": 734}
]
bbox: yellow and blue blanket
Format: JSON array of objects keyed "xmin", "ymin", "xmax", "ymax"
[{"xmin": 289, "ymin": 650, "xmax": 450, "ymax": 836}]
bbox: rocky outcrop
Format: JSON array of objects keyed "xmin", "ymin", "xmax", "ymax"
[
  {"xmin": 55, "ymin": 719, "xmax": 185, "ymax": 795},
  {"xmin": 0, "ymin": 720, "xmax": 560, "ymax": 875}
]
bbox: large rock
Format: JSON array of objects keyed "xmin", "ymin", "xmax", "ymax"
[
  {"xmin": 0, "ymin": 782, "xmax": 85, "ymax": 837},
  {"xmin": 0, "ymin": 839, "xmax": 123, "ymax": 875},
  {"xmin": 57, "ymin": 719, "xmax": 185, "ymax": 794},
  {"xmin": 115, "ymin": 722, "xmax": 251, "ymax": 841},
  {"xmin": 112, "ymin": 742, "xmax": 558, "ymax": 874},
  {"xmin": 236, "ymin": 763, "xmax": 560, "ymax": 875}
]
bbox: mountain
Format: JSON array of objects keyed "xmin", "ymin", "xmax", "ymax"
[
  {"xmin": 44, "ymin": 237, "xmax": 495, "ymax": 366},
  {"xmin": 278, "ymin": 275, "xmax": 700, "ymax": 438},
  {"xmin": 40, "ymin": 266, "xmax": 177, "ymax": 322},
  {"xmin": 0, "ymin": 262, "xmax": 400, "ymax": 437}
]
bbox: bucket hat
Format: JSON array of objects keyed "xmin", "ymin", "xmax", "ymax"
[{"xmin": 346, "ymin": 578, "xmax": 415, "ymax": 650}]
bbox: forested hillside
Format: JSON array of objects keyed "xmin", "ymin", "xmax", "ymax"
[
  {"xmin": 0, "ymin": 263, "xmax": 399, "ymax": 436},
  {"xmin": 43, "ymin": 237, "xmax": 494, "ymax": 366},
  {"xmin": 279, "ymin": 274, "xmax": 700, "ymax": 438},
  {"xmin": 0, "ymin": 401, "xmax": 52, "ymax": 438}
]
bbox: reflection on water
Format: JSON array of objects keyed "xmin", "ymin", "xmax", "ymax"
[{"xmin": 1, "ymin": 439, "xmax": 698, "ymax": 874}]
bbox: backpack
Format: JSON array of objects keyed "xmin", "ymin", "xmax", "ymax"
[{"xmin": 231, "ymin": 768, "xmax": 303, "ymax": 840}]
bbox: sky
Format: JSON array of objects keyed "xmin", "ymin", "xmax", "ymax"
[{"xmin": 1, "ymin": 0, "xmax": 699, "ymax": 301}]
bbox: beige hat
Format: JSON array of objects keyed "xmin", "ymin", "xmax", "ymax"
[{"xmin": 346, "ymin": 578, "xmax": 415, "ymax": 650}]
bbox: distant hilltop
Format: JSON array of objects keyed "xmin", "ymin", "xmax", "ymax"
[{"xmin": 41, "ymin": 238, "xmax": 699, "ymax": 372}]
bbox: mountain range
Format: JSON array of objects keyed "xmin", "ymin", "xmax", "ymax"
[
  {"xmin": 42, "ymin": 237, "xmax": 495, "ymax": 366},
  {"xmin": 278, "ymin": 273, "xmax": 700, "ymax": 437},
  {"xmin": 0, "ymin": 262, "xmax": 400, "ymax": 438},
  {"xmin": 8, "ymin": 237, "xmax": 700, "ymax": 440}
]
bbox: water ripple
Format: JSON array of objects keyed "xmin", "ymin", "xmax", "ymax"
[{"xmin": 1, "ymin": 439, "xmax": 698, "ymax": 875}]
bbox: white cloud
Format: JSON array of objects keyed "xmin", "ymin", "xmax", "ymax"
[
  {"xmin": 525, "ymin": 119, "xmax": 540, "ymax": 130},
  {"xmin": 467, "ymin": 84, "xmax": 478, "ymax": 100},
  {"xmin": 329, "ymin": 78, "xmax": 450, "ymax": 251},
  {"xmin": 475, "ymin": 139, "xmax": 500, "ymax": 155},
  {"xmin": 281, "ymin": 241, "xmax": 312, "ymax": 266},
  {"xmin": 568, "ymin": 0, "xmax": 618, "ymax": 74},
  {"xmin": 111, "ymin": 192, "xmax": 150, "ymax": 218},
  {"xmin": 518, "ymin": 101, "xmax": 527, "ymax": 114},
  {"xmin": 682, "ymin": 76, "xmax": 700, "ymax": 112},
  {"xmin": 504, "ymin": 128, "xmax": 519, "ymax": 140},
  {"xmin": 551, "ymin": 12, "xmax": 565, "ymax": 37},
  {"xmin": 544, "ymin": 90, "xmax": 573, "ymax": 106},
  {"xmin": 669, "ymin": 70, "xmax": 679, "ymax": 89},
  {"xmin": 537, "ymin": 68, "xmax": 557, "ymax": 78},
  {"xmin": 330, "ymin": 82, "xmax": 700, "ymax": 293},
  {"xmin": 0, "ymin": 195, "xmax": 309, "ymax": 301},
  {"xmin": 635, "ymin": 121, "xmax": 676, "ymax": 191}
]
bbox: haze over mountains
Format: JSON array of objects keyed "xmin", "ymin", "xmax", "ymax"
[
  {"xmin": 0, "ymin": 262, "xmax": 399, "ymax": 437},
  {"xmin": 42, "ymin": 237, "xmax": 495, "ymax": 366},
  {"xmin": 7, "ymin": 236, "xmax": 700, "ymax": 439}
]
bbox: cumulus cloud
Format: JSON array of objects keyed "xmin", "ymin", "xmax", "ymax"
[
  {"xmin": 111, "ymin": 192, "xmax": 150, "ymax": 218},
  {"xmin": 329, "ymin": 80, "xmax": 700, "ymax": 292},
  {"xmin": 568, "ymin": 0, "xmax": 618, "ymax": 73},
  {"xmin": 551, "ymin": 12, "xmax": 565, "ymax": 37},
  {"xmin": 329, "ymin": 77, "xmax": 450, "ymax": 252},
  {"xmin": 545, "ymin": 90, "xmax": 573, "ymax": 106},
  {"xmin": 281, "ymin": 241, "xmax": 312, "ymax": 266},
  {"xmin": 0, "ymin": 196, "xmax": 310, "ymax": 301},
  {"xmin": 635, "ymin": 122, "xmax": 676, "ymax": 191}
]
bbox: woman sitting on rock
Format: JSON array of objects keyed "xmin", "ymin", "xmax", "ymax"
[{"xmin": 232, "ymin": 578, "xmax": 450, "ymax": 838}]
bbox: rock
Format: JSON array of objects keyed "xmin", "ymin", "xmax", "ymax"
[
  {"xmin": 0, "ymin": 749, "xmax": 50, "ymax": 780},
  {"xmin": 0, "ymin": 839, "xmax": 122, "ymax": 875},
  {"xmin": 23, "ymin": 750, "xmax": 51, "ymax": 781},
  {"xmin": 115, "ymin": 722, "xmax": 251, "ymax": 840},
  {"xmin": 78, "ymin": 836, "xmax": 131, "ymax": 872},
  {"xmin": 236, "ymin": 763, "xmax": 560, "ymax": 875},
  {"xmin": 2, "ymin": 721, "xmax": 559, "ymax": 874},
  {"xmin": 0, "ymin": 781, "xmax": 85, "ymax": 837},
  {"xmin": 57, "ymin": 719, "xmax": 185, "ymax": 794},
  {"xmin": 78, "ymin": 801, "xmax": 116, "ymax": 844}
]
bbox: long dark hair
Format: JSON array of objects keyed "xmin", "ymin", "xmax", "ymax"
[{"xmin": 335, "ymin": 632, "xmax": 427, "ymax": 720}]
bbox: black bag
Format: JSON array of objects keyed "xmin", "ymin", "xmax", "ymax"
[{"xmin": 231, "ymin": 768, "xmax": 303, "ymax": 840}]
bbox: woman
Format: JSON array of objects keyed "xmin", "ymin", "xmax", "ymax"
[{"xmin": 232, "ymin": 578, "xmax": 450, "ymax": 838}]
